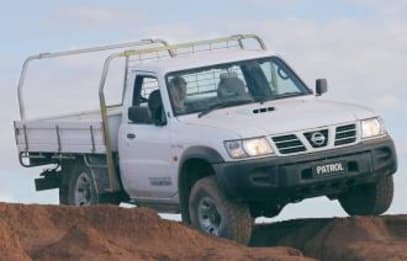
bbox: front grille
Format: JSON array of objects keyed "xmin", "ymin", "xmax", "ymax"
[
  {"xmin": 272, "ymin": 123, "xmax": 357, "ymax": 155},
  {"xmin": 335, "ymin": 124, "xmax": 357, "ymax": 145},
  {"xmin": 272, "ymin": 134, "xmax": 306, "ymax": 154}
]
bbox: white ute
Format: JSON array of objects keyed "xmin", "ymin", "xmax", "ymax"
[{"xmin": 14, "ymin": 34, "xmax": 398, "ymax": 244}]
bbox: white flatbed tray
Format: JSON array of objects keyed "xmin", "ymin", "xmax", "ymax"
[{"xmin": 14, "ymin": 106, "xmax": 122, "ymax": 154}]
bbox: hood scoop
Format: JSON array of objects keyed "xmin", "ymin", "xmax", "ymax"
[{"xmin": 253, "ymin": 106, "xmax": 275, "ymax": 114}]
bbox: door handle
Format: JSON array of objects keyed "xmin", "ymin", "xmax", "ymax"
[{"xmin": 127, "ymin": 133, "xmax": 136, "ymax": 140}]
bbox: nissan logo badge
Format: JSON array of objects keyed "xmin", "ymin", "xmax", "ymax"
[{"xmin": 310, "ymin": 132, "xmax": 326, "ymax": 146}]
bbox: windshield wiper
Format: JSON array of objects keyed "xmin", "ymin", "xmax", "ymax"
[
  {"xmin": 198, "ymin": 99, "xmax": 253, "ymax": 118},
  {"xmin": 254, "ymin": 96, "xmax": 272, "ymax": 104},
  {"xmin": 272, "ymin": 92, "xmax": 304, "ymax": 99}
]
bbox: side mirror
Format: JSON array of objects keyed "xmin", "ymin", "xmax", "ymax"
[
  {"xmin": 128, "ymin": 106, "xmax": 152, "ymax": 124},
  {"xmin": 315, "ymin": 79, "xmax": 328, "ymax": 96}
]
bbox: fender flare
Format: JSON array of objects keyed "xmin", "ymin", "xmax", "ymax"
[
  {"xmin": 179, "ymin": 146, "xmax": 224, "ymax": 167},
  {"xmin": 177, "ymin": 146, "xmax": 225, "ymax": 223}
]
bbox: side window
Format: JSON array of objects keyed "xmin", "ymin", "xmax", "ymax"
[
  {"xmin": 129, "ymin": 74, "xmax": 166, "ymax": 125},
  {"xmin": 132, "ymin": 75, "xmax": 159, "ymax": 106}
]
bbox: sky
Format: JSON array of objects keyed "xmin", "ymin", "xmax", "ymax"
[{"xmin": 0, "ymin": 0, "xmax": 406, "ymax": 220}]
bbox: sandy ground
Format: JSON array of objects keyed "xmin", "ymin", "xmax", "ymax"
[{"xmin": 0, "ymin": 202, "xmax": 406, "ymax": 260}]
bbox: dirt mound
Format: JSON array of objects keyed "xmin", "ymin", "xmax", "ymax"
[
  {"xmin": 0, "ymin": 203, "xmax": 305, "ymax": 260},
  {"xmin": 251, "ymin": 215, "xmax": 407, "ymax": 260},
  {"xmin": 0, "ymin": 219, "xmax": 30, "ymax": 260},
  {"xmin": 2, "ymin": 202, "xmax": 406, "ymax": 260}
]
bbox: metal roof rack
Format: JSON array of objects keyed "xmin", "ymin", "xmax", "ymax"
[
  {"xmin": 122, "ymin": 34, "xmax": 267, "ymax": 82},
  {"xmin": 17, "ymin": 38, "xmax": 175, "ymax": 121},
  {"xmin": 123, "ymin": 34, "xmax": 267, "ymax": 63}
]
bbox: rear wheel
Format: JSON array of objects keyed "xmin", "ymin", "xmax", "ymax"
[
  {"xmin": 339, "ymin": 175, "xmax": 394, "ymax": 215},
  {"xmin": 59, "ymin": 162, "xmax": 99, "ymax": 206},
  {"xmin": 189, "ymin": 176, "xmax": 252, "ymax": 245}
]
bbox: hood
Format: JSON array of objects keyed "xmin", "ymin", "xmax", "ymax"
[{"xmin": 180, "ymin": 96, "xmax": 377, "ymax": 138}]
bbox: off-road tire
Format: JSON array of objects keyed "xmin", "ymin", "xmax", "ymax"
[
  {"xmin": 189, "ymin": 176, "xmax": 252, "ymax": 245},
  {"xmin": 339, "ymin": 175, "xmax": 394, "ymax": 215},
  {"xmin": 59, "ymin": 162, "xmax": 99, "ymax": 206}
]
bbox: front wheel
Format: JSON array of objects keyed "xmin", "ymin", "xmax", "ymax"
[
  {"xmin": 339, "ymin": 175, "xmax": 394, "ymax": 215},
  {"xmin": 189, "ymin": 176, "xmax": 252, "ymax": 245}
]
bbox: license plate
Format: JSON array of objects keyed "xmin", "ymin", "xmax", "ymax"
[{"xmin": 313, "ymin": 161, "xmax": 346, "ymax": 177}]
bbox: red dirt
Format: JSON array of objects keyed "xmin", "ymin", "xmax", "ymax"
[
  {"xmin": 1, "ymin": 202, "xmax": 406, "ymax": 260},
  {"xmin": 0, "ymin": 203, "xmax": 306, "ymax": 260},
  {"xmin": 251, "ymin": 215, "xmax": 407, "ymax": 260}
]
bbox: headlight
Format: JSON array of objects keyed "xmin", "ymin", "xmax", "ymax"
[
  {"xmin": 224, "ymin": 137, "xmax": 273, "ymax": 159},
  {"xmin": 361, "ymin": 118, "xmax": 385, "ymax": 139},
  {"xmin": 224, "ymin": 140, "xmax": 246, "ymax": 159}
]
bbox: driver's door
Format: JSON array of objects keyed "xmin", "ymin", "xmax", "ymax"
[{"xmin": 118, "ymin": 73, "xmax": 177, "ymax": 199}]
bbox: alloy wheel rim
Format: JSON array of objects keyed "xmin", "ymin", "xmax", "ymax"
[
  {"xmin": 74, "ymin": 172, "xmax": 92, "ymax": 206},
  {"xmin": 197, "ymin": 196, "xmax": 222, "ymax": 236}
]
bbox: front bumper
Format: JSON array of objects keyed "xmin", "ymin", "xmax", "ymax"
[{"xmin": 214, "ymin": 136, "xmax": 398, "ymax": 203}]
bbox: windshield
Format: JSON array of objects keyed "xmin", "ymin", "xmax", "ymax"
[{"xmin": 166, "ymin": 56, "xmax": 311, "ymax": 116}]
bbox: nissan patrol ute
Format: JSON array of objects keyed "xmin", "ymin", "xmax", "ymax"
[{"xmin": 14, "ymin": 34, "xmax": 398, "ymax": 244}]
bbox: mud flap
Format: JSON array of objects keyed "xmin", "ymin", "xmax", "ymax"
[{"xmin": 35, "ymin": 169, "xmax": 61, "ymax": 191}]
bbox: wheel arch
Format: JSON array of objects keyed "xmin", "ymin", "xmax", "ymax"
[
  {"xmin": 59, "ymin": 154, "xmax": 127, "ymax": 205},
  {"xmin": 178, "ymin": 146, "xmax": 224, "ymax": 223}
]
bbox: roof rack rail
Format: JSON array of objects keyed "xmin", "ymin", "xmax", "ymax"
[
  {"xmin": 17, "ymin": 38, "xmax": 174, "ymax": 121},
  {"xmin": 122, "ymin": 34, "xmax": 267, "ymax": 61},
  {"xmin": 121, "ymin": 34, "xmax": 267, "ymax": 72}
]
